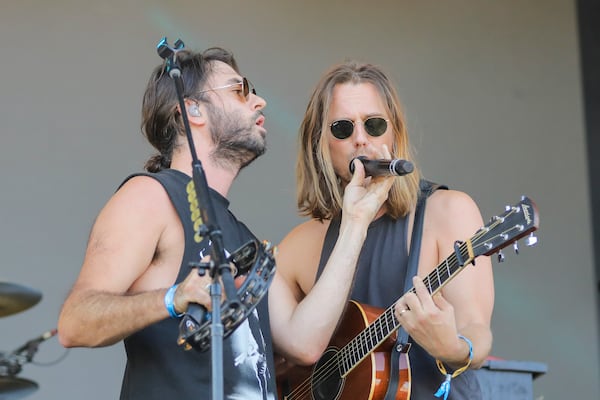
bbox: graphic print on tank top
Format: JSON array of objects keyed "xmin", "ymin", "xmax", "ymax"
[{"xmin": 197, "ymin": 239, "xmax": 275, "ymax": 400}]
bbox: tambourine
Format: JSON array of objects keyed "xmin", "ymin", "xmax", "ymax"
[{"xmin": 177, "ymin": 239, "xmax": 277, "ymax": 352}]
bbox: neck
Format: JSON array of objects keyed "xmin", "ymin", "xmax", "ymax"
[
  {"xmin": 374, "ymin": 205, "xmax": 389, "ymax": 220},
  {"xmin": 170, "ymin": 152, "xmax": 237, "ymax": 199}
]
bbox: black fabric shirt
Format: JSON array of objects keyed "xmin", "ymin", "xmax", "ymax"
[{"xmin": 119, "ymin": 169, "xmax": 276, "ymax": 400}]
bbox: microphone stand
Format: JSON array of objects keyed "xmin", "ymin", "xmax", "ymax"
[
  {"xmin": 0, "ymin": 329, "xmax": 58, "ymax": 377},
  {"xmin": 156, "ymin": 37, "xmax": 241, "ymax": 400}
]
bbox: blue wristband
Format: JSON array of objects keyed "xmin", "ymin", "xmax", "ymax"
[
  {"xmin": 434, "ymin": 335, "xmax": 474, "ymax": 400},
  {"xmin": 164, "ymin": 284, "xmax": 183, "ymax": 318},
  {"xmin": 458, "ymin": 334, "xmax": 474, "ymax": 361}
]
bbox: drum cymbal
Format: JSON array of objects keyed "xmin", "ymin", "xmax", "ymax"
[
  {"xmin": 0, "ymin": 282, "xmax": 42, "ymax": 317},
  {"xmin": 0, "ymin": 376, "xmax": 38, "ymax": 399}
]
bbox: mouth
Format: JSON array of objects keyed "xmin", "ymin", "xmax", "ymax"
[
  {"xmin": 351, "ymin": 153, "xmax": 372, "ymax": 162},
  {"xmin": 351, "ymin": 147, "xmax": 381, "ymax": 160},
  {"xmin": 255, "ymin": 115, "xmax": 265, "ymax": 127}
]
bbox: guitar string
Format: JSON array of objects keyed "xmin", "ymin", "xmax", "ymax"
[
  {"xmin": 335, "ymin": 225, "xmax": 488, "ymax": 374},
  {"xmin": 283, "ymin": 250, "xmax": 461, "ymax": 400},
  {"xmin": 285, "ymin": 233, "xmax": 490, "ymax": 400},
  {"xmin": 284, "ymin": 248, "xmax": 468, "ymax": 400},
  {"xmin": 285, "ymin": 238, "xmax": 480, "ymax": 400},
  {"xmin": 284, "ymin": 212, "xmax": 518, "ymax": 399}
]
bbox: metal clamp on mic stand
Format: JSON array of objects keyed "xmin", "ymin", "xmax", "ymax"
[
  {"xmin": 155, "ymin": 38, "xmax": 276, "ymax": 400},
  {"xmin": 0, "ymin": 329, "xmax": 58, "ymax": 399}
]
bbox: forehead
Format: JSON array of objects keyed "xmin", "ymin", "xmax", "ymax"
[
  {"xmin": 329, "ymin": 82, "xmax": 386, "ymax": 118},
  {"xmin": 205, "ymin": 60, "xmax": 241, "ymax": 86}
]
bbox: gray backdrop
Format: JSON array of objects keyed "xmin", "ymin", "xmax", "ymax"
[{"xmin": 1, "ymin": 0, "xmax": 598, "ymax": 399}]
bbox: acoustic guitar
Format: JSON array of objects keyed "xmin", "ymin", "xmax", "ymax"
[{"xmin": 277, "ymin": 196, "xmax": 539, "ymax": 400}]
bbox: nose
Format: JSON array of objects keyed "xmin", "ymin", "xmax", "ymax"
[
  {"xmin": 252, "ymin": 92, "xmax": 267, "ymax": 110},
  {"xmin": 352, "ymin": 121, "xmax": 370, "ymax": 147}
]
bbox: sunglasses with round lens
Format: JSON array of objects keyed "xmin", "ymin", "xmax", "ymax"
[
  {"xmin": 330, "ymin": 117, "xmax": 388, "ymax": 140},
  {"xmin": 197, "ymin": 77, "xmax": 257, "ymax": 100}
]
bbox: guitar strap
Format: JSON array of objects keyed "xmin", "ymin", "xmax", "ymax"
[{"xmin": 383, "ymin": 179, "xmax": 447, "ymax": 400}]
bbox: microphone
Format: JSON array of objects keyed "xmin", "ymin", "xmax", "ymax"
[{"xmin": 349, "ymin": 156, "xmax": 414, "ymax": 177}]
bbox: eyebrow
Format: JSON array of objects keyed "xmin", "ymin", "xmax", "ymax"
[
  {"xmin": 332, "ymin": 113, "xmax": 386, "ymax": 121},
  {"xmin": 221, "ymin": 77, "xmax": 243, "ymax": 86}
]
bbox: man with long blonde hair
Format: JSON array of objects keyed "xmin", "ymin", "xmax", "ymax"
[{"xmin": 276, "ymin": 61, "xmax": 494, "ymax": 399}]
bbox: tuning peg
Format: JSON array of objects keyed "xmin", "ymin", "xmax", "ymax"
[
  {"xmin": 525, "ymin": 233, "xmax": 538, "ymax": 247},
  {"xmin": 513, "ymin": 241, "xmax": 520, "ymax": 255},
  {"xmin": 491, "ymin": 215, "xmax": 505, "ymax": 223},
  {"xmin": 497, "ymin": 250, "xmax": 505, "ymax": 263}
]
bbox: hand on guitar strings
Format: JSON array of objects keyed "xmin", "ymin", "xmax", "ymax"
[{"xmin": 394, "ymin": 276, "xmax": 464, "ymax": 363}]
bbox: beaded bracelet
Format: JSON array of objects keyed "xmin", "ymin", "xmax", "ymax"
[
  {"xmin": 434, "ymin": 334, "xmax": 473, "ymax": 400},
  {"xmin": 164, "ymin": 284, "xmax": 183, "ymax": 318}
]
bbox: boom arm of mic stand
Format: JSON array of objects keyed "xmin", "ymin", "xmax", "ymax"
[
  {"xmin": 156, "ymin": 37, "xmax": 239, "ymax": 400},
  {"xmin": 158, "ymin": 38, "xmax": 240, "ymax": 306}
]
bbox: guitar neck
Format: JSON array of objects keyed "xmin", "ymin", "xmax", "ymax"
[
  {"xmin": 337, "ymin": 198, "xmax": 538, "ymax": 377},
  {"xmin": 338, "ymin": 240, "xmax": 474, "ymax": 376}
]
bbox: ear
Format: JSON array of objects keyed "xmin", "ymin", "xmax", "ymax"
[
  {"xmin": 183, "ymin": 100, "xmax": 207, "ymax": 126},
  {"xmin": 188, "ymin": 103, "xmax": 201, "ymax": 117}
]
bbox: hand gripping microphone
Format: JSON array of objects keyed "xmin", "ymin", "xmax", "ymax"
[{"xmin": 349, "ymin": 156, "xmax": 414, "ymax": 177}]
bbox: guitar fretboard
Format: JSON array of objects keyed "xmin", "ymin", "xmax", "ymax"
[{"xmin": 336, "ymin": 239, "xmax": 473, "ymax": 376}]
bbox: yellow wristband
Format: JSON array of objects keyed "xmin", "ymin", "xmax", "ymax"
[{"xmin": 434, "ymin": 335, "xmax": 473, "ymax": 399}]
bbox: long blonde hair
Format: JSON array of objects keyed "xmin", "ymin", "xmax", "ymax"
[{"xmin": 297, "ymin": 61, "xmax": 421, "ymax": 220}]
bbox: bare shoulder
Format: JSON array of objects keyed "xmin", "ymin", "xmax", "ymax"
[
  {"xmin": 279, "ymin": 219, "xmax": 330, "ymax": 249},
  {"xmin": 96, "ymin": 174, "xmax": 182, "ymax": 233},
  {"xmin": 276, "ymin": 219, "xmax": 331, "ymax": 298},
  {"xmin": 426, "ymin": 189, "xmax": 484, "ymax": 233},
  {"xmin": 419, "ymin": 188, "xmax": 486, "ymax": 273},
  {"xmin": 109, "ymin": 175, "xmax": 172, "ymax": 214},
  {"xmin": 75, "ymin": 174, "xmax": 179, "ymax": 293},
  {"xmin": 277, "ymin": 219, "xmax": 330, "ymax": 266}
]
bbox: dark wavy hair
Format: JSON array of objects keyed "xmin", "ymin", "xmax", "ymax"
[{"xmin": 141, "ymin": 47, "xmax": 239, "ymax": 172}]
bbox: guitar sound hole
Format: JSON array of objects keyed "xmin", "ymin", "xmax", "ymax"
[{"xmin": 311, "ymin": 348, "xmax": 343, "ymax": 400}]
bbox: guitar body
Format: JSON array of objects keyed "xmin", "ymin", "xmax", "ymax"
[{"xmin": 277, "ymin": 301, "xmax": 411, "ymax": 400}]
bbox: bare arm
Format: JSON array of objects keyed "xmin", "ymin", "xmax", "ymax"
[
  {"xmin": 396, "ymin": 190, "xmax": 494, "ymax": 369},
  {"xmin": 269, "ymin": 160, "xmax": 395, "ymax": 365},
  {"xmin": 57, "ymin": 176, "xmax": 211, "ymax": 347}
]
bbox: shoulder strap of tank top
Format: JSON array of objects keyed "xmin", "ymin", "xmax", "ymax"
[
  {"xmin": 383, "ymin": 179, "xmax": 448, "ymax": 400},
  {"xmin": 315, "ymin": 216, "xmax": 341, "ymax": 281}
]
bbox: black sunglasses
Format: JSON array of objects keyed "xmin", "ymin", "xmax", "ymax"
[
  {"xmin": 329, "ymin": 117, "xmax": 389, "ymax": 140},
  {"xmin": 198, "ymin": 77, "xmax": 257, "ymax": 100}
]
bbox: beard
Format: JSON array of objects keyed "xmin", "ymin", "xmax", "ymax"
[{"xmin": 206, "ymin": 105, "xmax": 267, "ymax": 170}]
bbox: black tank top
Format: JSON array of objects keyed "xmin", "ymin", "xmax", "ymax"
[
  {"xmin": 119, "ymin": 169, "xmax": 276, "ymax": 400},
  {"xmin": 317, "ymin": 209, "xmax": 482, "ymax": 399}
]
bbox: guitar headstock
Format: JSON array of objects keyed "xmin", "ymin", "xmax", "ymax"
[{"xmin": 472, "ymin": 196, "xmax": 539, "ymax": 259}]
